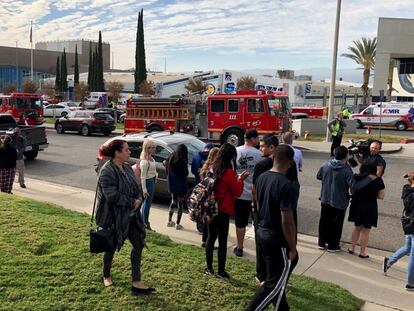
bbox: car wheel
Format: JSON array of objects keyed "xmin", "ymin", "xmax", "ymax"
[
  {"xmin": 23, "ymin": 151, "xmax": 38, "ymax": 160},
  {"xmin": 56, "ymin": 123, "xmax": 65, "ymax": 134},
  {"xmin": 356, "ymin": 119, "xmax": 364, "ymax": 129},
  {"xmin": 396, "ymin": 121, "xmax": 407, "ymax": 131},
  {"xmin": 103, "ymin": 131, "xmax": 111, "ymax": 136},
  {"xmin": 61, "ymin": 111, "xmax": 68, "ymax": 117},
  {"xmin": 223, "ymin": 128, "xmax": 244, "ymax": 147},
  {"xmin": 81, "ymin": 124, "xmax": 90, "ymax": 136}
]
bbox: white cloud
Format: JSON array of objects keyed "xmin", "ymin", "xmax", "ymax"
[{"xmin": 0, "ymin": 0, "xmax": 413, "ymax": 70}]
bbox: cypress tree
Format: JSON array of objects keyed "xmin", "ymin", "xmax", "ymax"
[
  {"xmin": 74, "ymin": 44, "xmax": 79, "ymax": 86},
  {"xmin": 61, "ymin": 48, "xmax": 67, "ymax": 92},
  {"xmin": 134, "ymin": 11, "xmax": 141, "ymax": 93},
  {"xmin": 98, "ymin": 31, "xmax": 104, "ymax": 91},
  {"xmin": 88, "ymin": 41, "xmax": 92, "ymax": 90},
  {"xmin": 92, "ymin": 48, "xmax": 97, "ymax": 91},
  {"xmin": 139, "ymin": 9, "xmax": 147, "ymax": 83},
  {"xmin": 55, "ymin": 56, "xmax": 60, "ymax": 91}
]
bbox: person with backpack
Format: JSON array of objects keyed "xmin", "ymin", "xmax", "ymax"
[
  {"xmin": 199, "ymin": 147, "xmax": 220, "ymax": 247},
  {"xmin": 166, "ymin": 144, "xmax": 189, "ymax": 230},
  {"xmin": 140, "ymin": 138, "xmax": 158, "ymax": 231},
  {"xmin": 383, "ymin": 172, "xmax": 414, "ymax": 291},
  {"xmin": 192, "ymin": 143, "xmax": 215, "ymax": 235},
  {"xmin": 205, "ymin": 143, "xmax": 249, "ymax": 279}
]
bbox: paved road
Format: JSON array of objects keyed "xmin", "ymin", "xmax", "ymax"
[
  {"xmin": 356, "ymin": 128, "xmax": 413, "ymax": 137},
  {"xmin": 25, "ymin": 129, "xmax": 411, "ymax": 251}
]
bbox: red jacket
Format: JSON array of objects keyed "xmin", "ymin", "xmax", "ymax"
[{"xmin": 214, "ymin": 169, "xmax": 244, "ymax": 215}]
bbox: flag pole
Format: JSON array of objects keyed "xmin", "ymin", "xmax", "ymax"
[{"xmin": 30, "ymin": 21, "xmax": 33, "ymax": 81}]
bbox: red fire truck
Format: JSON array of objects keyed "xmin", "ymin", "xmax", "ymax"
[
  {"xmin": 291, "ymin": 106, "xmax": 328, "ymax": 119},
  {"xmin": 0, "ymin": 93, "xmax": 44, "ymax": 125},
  {"xmin": 124, "ymin": 90, "xmax": 291, "ymax": 146}
]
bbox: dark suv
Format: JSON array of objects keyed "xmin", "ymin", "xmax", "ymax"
[
  {"xmin": 97, "ymin": 131, "xmax": 206, "ymax": 198},
  {"xmin": 55, "ymin": 110, "xmax": 115, "ymax": 136}
]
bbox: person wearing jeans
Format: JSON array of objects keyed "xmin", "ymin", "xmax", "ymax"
[
  {"xmin": 384, "ymin": 179, "xmax": 414, "ymax": 291},
  {"xmin": 140, "ymin": 139, "xmax": 158, "ymax": 230}
]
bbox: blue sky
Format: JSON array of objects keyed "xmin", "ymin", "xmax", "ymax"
[{"xmin": 0, "ymin": 0, "xmax": 413, "ymax": 72}]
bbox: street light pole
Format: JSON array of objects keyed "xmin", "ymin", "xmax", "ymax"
[{"xmin": 326, "ymin": 0, "xmax": 342, "ymax": 141}]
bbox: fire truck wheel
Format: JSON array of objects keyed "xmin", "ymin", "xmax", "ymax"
[
  {"xmin": 356, "ymin": 119, "xmax": 364, "ymax": 129},
  {"xmin": 81, "ymin": 125, "xmax": 90, "ymax": 136},
  {"xmin": 147, "ymin": 125, "xmax": 163, "ymax": 132},
  {"xmin": 223, "ymin": 129, "xmax": 244, "ymax": 147},
  {"xmin": 56, "ymin": 123, "xmax": 65, "ymax": 134},
  {"xmin": 396, "ymin": 121, "xmax": 407, "ymax": 131}
]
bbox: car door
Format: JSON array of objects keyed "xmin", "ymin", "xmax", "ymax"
[
  {"xmin": 152, "ymin": 144, "xmax": 171, "ymax": 196},
  {"xmin": 361, "ymin": 107, "xmax": 375, "ymax": 125}
]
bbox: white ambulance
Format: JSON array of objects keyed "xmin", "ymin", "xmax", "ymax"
[{"xmin": 350, "ymin": 102, "xmax": 414, "ymax": 131}]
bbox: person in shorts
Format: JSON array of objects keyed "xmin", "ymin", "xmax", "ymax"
[{"xmin": 233, "ymin": 129, "xmax": 261, "ymax": 257}]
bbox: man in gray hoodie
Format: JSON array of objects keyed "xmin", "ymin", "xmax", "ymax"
[{"xmin": 317, "ymin": 146, "xmax": 376, "ymax": 252}]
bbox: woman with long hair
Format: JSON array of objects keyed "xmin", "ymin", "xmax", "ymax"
[
  {"xmin": 199, "ymin": 146, "xmax": 220, "ymax": 246},
  {"xmin": 205, "ymin": 143, "xmax": 248, "ymax": 279},
  {"xmin": 96, "ymin": 139, "xmax": 154, "ymax": 294},
  {"xmin": 140, "ymin": 138, "xmax": 158, "ymax": 230},
  {"xmin": 166, "ymin": 144, "xmax": 189, "ymax": 230},
  {"xmin": 200, "ymin": 147, "xmax": 219, "ymax": 180},
  {"xmin": 348, "ymin": 162, "xmax": 385, "ymax": 258},
  {"xmin": 0, "ymin": 135, "xmax": 17, "ymax": 194}
]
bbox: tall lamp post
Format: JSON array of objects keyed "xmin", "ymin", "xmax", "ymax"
[{"xmin": 326, "ymin": 0, "xmax": 342, "ymax": 141}]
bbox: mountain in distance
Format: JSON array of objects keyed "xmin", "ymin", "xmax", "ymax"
[{"xmin": 244, "ymin": 67, "xmax": 363, "ymax": 84}]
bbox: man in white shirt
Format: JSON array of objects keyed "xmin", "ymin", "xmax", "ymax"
[{"xmin": 233, "ymin": 129, "xmax": 262, "ymax": 257}]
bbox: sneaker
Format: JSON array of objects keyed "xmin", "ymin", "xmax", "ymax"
[
  {"xmin": 175, "ymin": 223, "xmax": 183, "ymax": 230},
  {"xmin": 383, "ymin": 257, "xmax": 390, "ymax": 274},
  {"xmin": 205, "ymin": 268, "xmax": 214, "ymax": 275},
  {"xmin": 103, "ymin": 277, "xmax": 113, "ymax": 287},
  {"xmin": 217, "ymin": 271, "xmax": 230, "ymax": 279},
  {"xmin": 167, "ymin": 221, "xmax": 175, "ymax": 227},
  {"xmin": 20, "ymin": 184, "xmax": 26, "ymax": 189},
  {"xmin": 327, "ymin": 247, "xmax": 342, "ymax": 253},
  {"xmin": 318, "ymin": 245, "xmax": 326, "ymax": 250},
  {"xmin": 406, "ymin": 284, "xmax": 414, "ymax": 291},
  {"xmin": 201, "ymin": 242, "xmax": 206, "ymax": 248},
  {"xmin": 233, "ymin": 247, "xmax": 243, "ymax": 257}
]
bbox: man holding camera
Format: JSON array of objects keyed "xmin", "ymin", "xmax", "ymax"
[{"xmin": 356, "ymin": 141, "xmax": 386, "ymax": 177}]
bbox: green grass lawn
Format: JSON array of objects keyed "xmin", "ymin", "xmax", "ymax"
[{"xmin": 0, "ymin": 194, "xmax": 364, "ymax": 311}]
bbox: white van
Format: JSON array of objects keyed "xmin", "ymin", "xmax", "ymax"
[
  {"xmin": 84, "ymin": 92, "xmax": 108, "ymax": 109},
  {"xmin": 350, "ymin": 102, "xmax": 414, "ymax": 131}
]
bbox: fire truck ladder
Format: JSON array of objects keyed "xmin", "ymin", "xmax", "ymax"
[{"xmin": 127, "ymin": 105, "xmax": 192, "ymax": 120}]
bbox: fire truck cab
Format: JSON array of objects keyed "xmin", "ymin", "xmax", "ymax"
[
  {"xmin": 0, "ymin": 92, "xmax": 44, "ymax": 125},
  {"xmin": 124, "ymin": 90, "xmax": 291, "ymax": 146}
]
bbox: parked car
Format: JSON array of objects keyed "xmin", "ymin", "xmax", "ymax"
[
  {"xmin": 95, "ymin": 108, "xmax": 123, "ymax": 121},
  {"xmin": 0, "ymin": 113, "xmax": 48, "ymax": 160},
  {"xmin": 96, "ymin": 131, "xmax": 206, "ymax": 198},
  {"xmin": 55, "ymin": 110, "xmax": 115, "ymax": 136},
  {"xmin": 43, "ymin": 102, "xmax": 81, "ymax": 117}
]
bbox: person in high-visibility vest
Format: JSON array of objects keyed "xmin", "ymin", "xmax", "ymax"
[
  {"xmin": 328, "ymin": 112, "xmax": 346, "ymax": 157},
  {"xmin": 342, "ymin": 107, "xmax": 351, "ymax": 119}
]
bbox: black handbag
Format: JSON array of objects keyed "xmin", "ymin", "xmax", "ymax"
[{"xmin": 89, "ymin": 184, "xmax": 116, "ymax": 254}]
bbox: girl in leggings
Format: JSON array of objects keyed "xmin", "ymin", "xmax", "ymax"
[{"xmin": 205, "ymin": 143, "xmax": 248, "ymax": 279}]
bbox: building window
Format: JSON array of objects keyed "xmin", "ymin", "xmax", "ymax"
[{"xmin": 399, "ymin": 58, "xmax": 414, "ymax": 74}]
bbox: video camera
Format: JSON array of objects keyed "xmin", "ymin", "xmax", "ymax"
[{"xmin": 347, "ymin": 138, "xmax": 382, "ymax": 168}]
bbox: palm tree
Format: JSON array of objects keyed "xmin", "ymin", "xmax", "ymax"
[{"xmin": 341, "ymin": 37, "xmax": 376, "ymax": 109}]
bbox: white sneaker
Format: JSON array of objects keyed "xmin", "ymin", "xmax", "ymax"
[
  {"xmin": 167, "ymin": 221, "xmax": 175, "ymax": 227},
  {"xmin": 175, "ymin": 224, "xmax": 183, "ymax": 230}
]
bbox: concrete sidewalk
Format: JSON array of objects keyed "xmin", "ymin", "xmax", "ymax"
[{"xmin": 12, "ymin": 178, "xmax": 413, "ymax": 311}]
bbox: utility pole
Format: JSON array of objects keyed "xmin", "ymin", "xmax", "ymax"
[
  {"xmin": 30, "ymin": 21, "xmax": 34, "ymax": 81},
  {"xmin": 112, "ymin": 51, "xmax": 114, "ymax": 70},
  {"xmin": 326, "ymin": 0, "xmax": 342, "ymax": 141},
  {"xmin": 164, "ymin": 57, "xmax": 167, "ymax": 73},
  {"xmin": 15, "ymin": 41, "xmax": 19, "ymax": 90}
]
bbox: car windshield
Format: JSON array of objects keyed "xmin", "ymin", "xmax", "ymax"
[
  {"xmin": 170, "ymin": 138, "xmax": 206, "ymax": 162},
  {"xmin": 67, "ymin": 111, "xmax": 77, "ymax": 118},
  {"xmin": 12, "ymin": 97, "xmax": 43, "ymax": 109},
  {"xmin": 66, "ymin": 102, "xmax": 78, "ymax": 107}
]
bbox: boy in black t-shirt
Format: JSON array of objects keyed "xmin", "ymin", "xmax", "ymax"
[{"xmin": 247, "ymin": 145, "xmax": 298, "ymax": 311}]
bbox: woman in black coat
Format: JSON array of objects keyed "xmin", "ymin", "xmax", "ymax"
[
  {"xmin": 96, "ymin": 139, "xmax": 155, "ymax": 294},
  {"xmin": 348, "ymin": 162, "xmax": 385, "ymax": 258}
]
